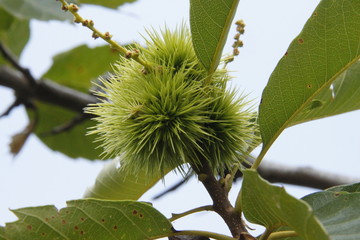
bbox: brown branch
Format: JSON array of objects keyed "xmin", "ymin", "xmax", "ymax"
[
  {"xmin": 256, "ymin": 161, "xmax": 360, "ymax": 190},
  {"xmin": 0, "ymin": 65, "xmax": 98, "ymax": 113},
  {"xmin": 191, "ymin": 159, "xmax": 249, "ymax": 240},
  {"xmin": 154, "ymin": 162, "xmax": 359, "ymax": 201}
]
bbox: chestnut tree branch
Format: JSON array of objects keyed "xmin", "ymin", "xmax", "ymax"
[
  {"xmin": 256, "ymin": 161, "xmax": 360, "ymax": 190},
  {"xmin": 0, "ymin": 65, "xmax": 98, "ymax": 113},
  {"xmin": 153, "ymin": 162, "xmax": 359, "ymax": 201},
  {"xmin": 191, "ymin": 159, "xmax": 248, "ymax": 240},
  {"xmin": 0, "ymin": 42, "xmax": 36, "ymax": 86}
]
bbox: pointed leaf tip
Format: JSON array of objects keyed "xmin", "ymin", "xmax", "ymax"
[
  {"xmin": 259, "ymin": 0, "xmax": 360, "ymax": 157},
  {"xmin": 190, "ymin": 0, "xmax": 240, "ymax": 73}
]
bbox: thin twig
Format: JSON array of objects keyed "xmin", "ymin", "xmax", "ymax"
[
  {"xmin": 153, "ymin": 173, "xmax": 193, "ymax": 200},
  {"xmin": 169, "ymin": 205, "xmax": 213, "ymax": 222},
  {"xmin": 168, "ymin": 236, "xmax": 209, "ymax": 240},
  {"xmin": 41, "ymin": 113, "xmax": 90, "ymax": 136},
  {"xmin": 0, "ymin": 42, "xmax": 37, "ymax": 85},
  {"xmin": 0, "ymin": 99, "xmax": 22, "ymax": 117},
  {"xmin": 267, "ymin": 231, "xmax": 298, "ymax": 240},
  {"xmin": 154, "ymin": 230, "xmax": 237, "ymax": 240}
]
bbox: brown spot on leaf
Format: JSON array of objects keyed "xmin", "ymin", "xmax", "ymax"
[
  {"xmin": 113, "ymin": 225, "xmax": 118, "ymax": 230},
  {"xmin": 62, "ymin": 219, "xmax": 67, "ymax": 224},
  {"xmin": 101, "ymin": 218, "xmax": 105, "ymax": 222},
  {"xmin": 80, "ymin": 230, "xmax": 85, "ymax": 235},
  {"xmin": 74, "ymin": 226, "xmax": 79, "ymax": 230},
  {"xmin": 298, "ymin": 38, "xmax": 304, "ymax": 44},
  {"xmin": 45, "ymin": 217, "xmax": 49, "ymax": 222},
  {"xmin": 139, "ymin": 213, "xmax": 144, "ymax": 218},
  {"xmin": 132, "ymin": 210, "xmax": 138, "ymax": 215},
  {"xmin": 306, "ymin": 84, "xmax": 312, "ymax": 89},
  {"xmin": 41, "ymin": 232, "xmax": 46, "ymax": 237},
  {"xmin": 27, "ymin": 225, "xmax": 32, "ymax": 230},
  {"xmin": 284, "ymin": 51, "xmax": 288, "ymax": 56},
  {"xmin": 313, "ymin": 11, "xmax": 318, "ymax": 16},
  {"xmin": 80, "ymin": 217, "xmax": 85, "ymax": 221}
]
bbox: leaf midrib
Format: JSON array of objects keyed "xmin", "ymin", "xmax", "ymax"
[
  {"xmin": 208, "ymin": 0, "xmax": 240, "ymax": 75},
  {"xmin": 259, "ymin": 55, "xmax": 360, "ymax": 162}
]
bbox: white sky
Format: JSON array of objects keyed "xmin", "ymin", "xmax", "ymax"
[{"xmin": 1, "ymin": 0, "xmax": 360, "ymax": 237}]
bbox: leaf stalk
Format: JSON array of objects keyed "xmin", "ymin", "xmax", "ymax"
[
  {"xmin": 152, "ymin": 230, "xmax": 238, "ymax": 240},
  {"xmin": 267, "ymin": 230, "xmax": 298, "ymax": 240},
  {"xmin": 169, "ymin": 205, "xmax": 213, "ymax": 222}
]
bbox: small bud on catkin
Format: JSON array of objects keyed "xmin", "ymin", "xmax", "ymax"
[
  {"xmin": 61, "ymin": 4, "xmax": 68, "ymax": 11},
  {"xmin": 82, "ymin": 19, "xmax": 89, "ymax": 26},
  {"xmin": 92, "ymin": 32, "xmax": 99, "ymax": 39},
  {"xmin": 104, "ymin": 32, "xmax": 112, "ymax": 39},
  {"xmin": 69, "ymin": 4, "xmax": 79, "ymax": 12}
]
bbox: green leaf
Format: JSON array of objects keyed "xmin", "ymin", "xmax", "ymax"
[
  {"xmin": 0, "ymin": 0, "xmax": 70, "ymax": 21},
  {"xmin": 283, "ymin": 183, "xmax": 360, "ymax": 240},
  {"xmin": 84, "ymin": 157, "xmax": 170, "ymax": 200},
  {"xmin": 258, "ymin": 0, "xmax": 360, "ymax": 158},
  {"xmin": 241, "ymin": 169, "xmax": 329, "ymax": 240},
  {"xmin": 190, "ymin": 0, "xmax": 240, "ymax": 73},
  {"xmin": 0, "ymin": 8, "xmax": 30, "ymax": 64},
  {"xmin": 29, "ymin": 45, "xmax": 119, "ymax": 160},
  {"xmin": 42, "ymin": 44, "xmax": 119, "ymax": 92},
  {"xmin": 0, "ymin": 226, "xmax": 5, "ymax": 240},
  {"xmin": 77, "ymin": 0, "xmax": 136, "ymax": 8},
  {"xmin": 29, "ymin": 102, "xmax": 102, "ymax": 160},
  {"xmin": 327, "ymin": 182, "xmax": 360, "ymax": 193},
  {"xmin": 4, "ymin": 199, "xmax": 174, "ymax": 240}
]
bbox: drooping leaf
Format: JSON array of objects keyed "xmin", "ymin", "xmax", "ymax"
[
  {"xmin": 4, "ymin": 199, "xmax": 174, "ymax": 240},
  {"xmin": 241, "ymin": 169, "xmax": 329, "ymax": 240},
  {"xmin": 84, "ymin": 157, "xmax": 171, "ymax": 200},
  {"xmin": 190, "ymin": 0, "xmax": 240, "ymax": 73},
  {"xmin": 76, "ymin": 0, "xmax": 136, "ymax": 8},
  {"xmin": 29, "ymin": 45, "xmax": 119, "ymax": 160},
  {"xmin": 281, "ymin": 182, "xmax": 360, "ymax": 240},
  {"xmin": 258, "ymin": 0, "xmax": 360, "ymax": 158},
  {"xmin": 0, "ymin": 0, "xmax": 70, "ymax": 21},
  {"xmin": 0, "ymin": 8, "xmax": 30, "ymax": 64}
]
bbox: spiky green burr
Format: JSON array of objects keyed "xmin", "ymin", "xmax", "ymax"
[{"xmin": 86, "ymin": 26, "xmax": 258, "ymax": 176}]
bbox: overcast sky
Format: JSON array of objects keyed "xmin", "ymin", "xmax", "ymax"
[{"xmin": 1, "ymin": 0, "xmax": 359, "ymax": 237}]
